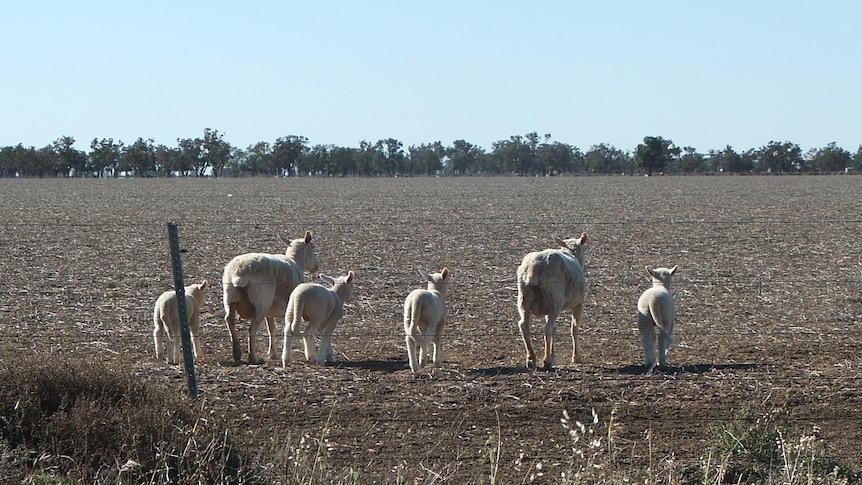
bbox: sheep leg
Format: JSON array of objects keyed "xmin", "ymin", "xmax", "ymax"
[
  {"xmin": 153, "ymin": 320, "xmax": 165, "ymax": 361},
  {"xmin": 281, "ymin": 332, "xmax": 292, "ymax": 367},
  {"xmin": 432, "ymin": 320, "xmax": 444, "ymax": 368},
  {"xmin": 190, "ymin": 313, "xmax": 203, "ymax": 359},
  {"xmin": 517, "ymin": 301, "xmax": 537, "ymax": 371},
  {"xmin": 541, "ymin": 309, "xmax": 559, "ymax": 370},
  {"xmin": 225, "ymin": 306, "xmax": 243, "ymax": 364},
  {"xmin": 317, "ymin": 335, "xmax": 333, "ymax": 364},
  {"xmin": 570, "ymin": 303, "xmax": 584, "ymax": 364},
  {"xmin": 406, "ymin": 334, "xmax": 420, "ymax": 373},
  {"xmin": 282, "ymin": 312, "xmax": 296, "ymax": 367},
  {"xmin": 638, "ymin": 313, "xmax": 656, "ymax": 369},
  {"xmin": 247, "ymin": 317, "xmax": 266, "ymax": 364},
  {"xmin": 265, "ymin": 316, "xmax": 277, "ymax": 360},
  {"xmin": 658, "ymin": 319, "xmax": 674, "ymax": 367},
  {"xmin": 170, "ymin": 337, "xmax": 181, "ymax": 365},
  {"xmin": 302, "ymin": 321, "xmax": 318, "ymax": 362},
  {"xmin": 318, "ymin": 319, "xmax": 337, "ymax": 364}
]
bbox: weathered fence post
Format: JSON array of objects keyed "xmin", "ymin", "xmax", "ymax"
[{"xmin": 167, "ymin": 222, "xmax": 198, "ymax": 399}]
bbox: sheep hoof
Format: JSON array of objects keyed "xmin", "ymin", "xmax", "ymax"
[
  {"xmin": 248, "ymin": 356, "xmax": 265, "ymax": 365},
  {"xmin": 231, "ymin": 346, "xmax": 242, "ymax": 364},
  {"xmin": 526, "ymin": 358, "xmax": 537, "ymax": 371}
]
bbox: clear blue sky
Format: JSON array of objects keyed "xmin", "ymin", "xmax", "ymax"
[{"xmin": 2, "ymin": 1, "xmax": 860, "ymax": 154}]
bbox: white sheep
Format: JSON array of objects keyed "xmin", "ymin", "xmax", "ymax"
[
  {"xmin": 282, "ymin": 271, "xmax": 355, "ymax": 366},
  {"xmin": 637, "ymin": 265, "xmax": 678, "ymax": 369},
  {"xmin": 222, "ymin": 231, "xmax": 319, "ymax": 364},
  {"xmin": 516, "ymin": 233, "xmax": 588, "ymax": 370},
  {"xmin": 153, "ymin": 280, "xmax": 208, "ymax": 365},
  {"xmin": 403, "ymin": 268, "xmax": 450, "ymax": 373}
]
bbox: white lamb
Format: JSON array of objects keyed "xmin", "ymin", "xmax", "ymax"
[
  {"xmin": 282, "ymin": 271, "xmax": 355, "ymax": 366},
  {"xmin": 516, "ymin": 233, "xmax": 588, "ymax": 370},
  {"xmin": 222, "ymin": 231, "xmax": 319, "ymax": 364},
  {"xmin": 637, "ymin": 266, "xmax": 678, "ymax": 369},
  {"xmin": 403, "ymin": 268, "xmax": 450, "ymax": 373},
  {"xmin": 153, "ymin": 280, "xmax": 208, "ymax": 365}
]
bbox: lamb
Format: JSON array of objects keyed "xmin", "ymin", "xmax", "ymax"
[
  {"xmin": 637, "ymin": 266, "xmax": 678, "ymax": 369},
  {"xmin": 282, "ymin": 271, "xmax": 355, "ymax": 366},
  {"xmin": 516, "ymin": 233, "xmax": 588, "ymax": 370},
  {"xmin": 222, "ymin": 231, "xmax": 319, "ymax": 364},
  {"xmin": 153, "ymin": 280, "xmax": 208, "ymax": 365},
  {"xmin": 403, "ymin": 268, "xmax": 450, "ymax": 373}
]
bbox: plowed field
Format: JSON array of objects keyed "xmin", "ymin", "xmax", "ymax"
[{"xmin": 2, "ymin": 175, "xmax": 860, "ymax": 483}]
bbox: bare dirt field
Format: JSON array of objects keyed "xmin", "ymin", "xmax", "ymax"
[{"xmin": 1, "ymin": 175, "xmax": 861, "ymax": 483}]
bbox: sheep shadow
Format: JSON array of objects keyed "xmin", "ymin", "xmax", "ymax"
[
  {"xmin": 468, "ymin": 366, "xmax": 541, "ymax": 377},
  {"xmin": 336, "ymin": 358, "xmax": 407, "ymax": 373},
  {"xmin": 609, "ymin": 362, "xmax": 758, "ymax": 376}
]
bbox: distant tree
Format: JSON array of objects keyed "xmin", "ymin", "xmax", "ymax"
[
  {"xmin": 709, "ymin": 145, "xmax": 752, "ymax": 173},
  {"xmin": 273, "ymin": 135, "xmax": 308, "ymax": 176},
  {"xmin": 177, "ymin": 137, "xmax": 203, "ymax": 175},
  {"xmin": 635, "ymin": 136, "xmax": 678, "ymax": 175},
  {"xmin": 808, "ymin": 142, "xmax": 851, "ymax": 173},
  {"xmin": 154, "ymin": 145, "xmax": 183, "ymax": 176},
  {"xmin": 201, "ymin": 128, "xmax": 231, "ymax": 177},
  {"xmin": 584, "ymin": 143, "xmax": 632, "ymax": 173},
  {"xmin": 372, "ymin": 138, "xmax": 405, "ymax": 176},
  {"xmin": 854, "ymin": 145, "xmax": 862, "ymax": 172},
  {"xmin": 51, "ymin": 136, "xmax": 88, "ymax": 177},
  {"xmin": 446, "ymin": 139, "xmax": 483, "ymax": 175},
  {"xmin": 490, "ymin": 134, "xmax": 536, "ymax": 175},
  {"xmin": 330, "ymin": 146, "xmax": 358, "ymax": 176},
  {"xmin": 298, "ymin": 144, "xmax": 333, "ymax": 175},
  {"xmin": 120, "ymin": 138, "xmax": 156, "ymax": 176},
  {"xmin": 89, "ymin": 138, "xmax": 123, "ymax": 177},
  {"xmin": 408, "ymin": 142, "xmax": 445, "ymax": 176},
  {"xmin": 755, "ymin": 141, "xmax": 802, "ymax": 173},
  {"xmin": 226, "ymin": 146, "xmax": 248, "ymax": 175},
  {"xmin": 0, "ymin": 144, "xmax": 43, "ymax": 177},
  {"xmin": 536, "ymin": 141, "xmax": 580, "ymax": 174},
  {"xmin": 677, "ymin": 146, "xmax": 707, "ymax": 173},
  {"xmin": 242, "ymin": 141, "xmax": 273, "ymax": 175}
]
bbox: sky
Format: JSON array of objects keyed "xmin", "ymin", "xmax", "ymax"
[{"xmin": 2, "ymin": 1, "xmax": 860, "ymax": 154}]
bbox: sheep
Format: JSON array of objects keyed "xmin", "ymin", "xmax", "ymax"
[
  {"xmin": 282, "ymin": 271, "xmax": 355, "ymax": 366},
  {"xmin": 222, "ymin": 231, "xmax": 319, "ymax": 364},
  {"xmin": 153, "ymin": 280, "xmax": 208, "ymax": 365},
  {"xmin": 403, "ymin": 268, "xmax": 450, "ymax": 373},
  {"xmin": 516, "ymin": 233, "xmax": 588, "ymax": 370},
  {"xmin": 637, "ymin": 266, "xmax": 678, "ymax": 369}
]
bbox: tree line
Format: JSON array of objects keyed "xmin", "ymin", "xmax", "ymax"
[{"xmin": 1, "ymin": 129, "xmax": 860, "ymax": 178}]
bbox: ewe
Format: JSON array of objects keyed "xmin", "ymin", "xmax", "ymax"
[
  {"xmin": 516, "ymin": 233, "xmax": 588, "ymax": 370},
  {"xmin": 282, "ymin": 271, "xmax": 355, "ymax": 366},
  {"xmin": 403, "ymin": 268, "xmax": 450, "ymax": 373},
  {"xmin": 222, "ymin": 231, "xmax": 319, "ymax": 364},
  {"xmin": 637, "ymin": 266, "xmax": 678, "ymax": 369},
  {"xmin": 153, "ymin": 280, "xmax": 208, "ymax": 365}
]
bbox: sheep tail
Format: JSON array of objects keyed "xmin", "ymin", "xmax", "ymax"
[
  {"xmin": 649, "ymin": 303, "xmax": 674, "ymax": 347},
  {"xmin": 229, "ymin": 275, "xmax": 248, "ymax": 288}
]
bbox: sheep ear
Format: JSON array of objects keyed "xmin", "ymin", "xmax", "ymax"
[
  {"xmin": 441, "ymin": 268, "xmax": 449, "ymax": 279},
  {"xmin": 319, "ymin": 274, "xmax": 335, "ymax": 284},
  {"xmin": 552, "ymin": 235, "xmax": 566, "ymax": 247},
  {"xmin": 346, "ymin": 271, "xmax": 355, "ymax": 283},
  {"xmin": 578, "ymin": 232, "xmax": 588, "ymax": 244},
  {"xmin": 669, "ymin": 265, "xmax": 678, "ymax": 275},
  {"xmin": 279, "ymin": 234, "xmax": 291, "ymax": 244},
  {"xmin": 200, "ymin": 280, "xmax": 208, "ymax": 289},
  {"xmin": 420, "ymin": 270, "xmax": 433, "ymax": 282},
  {"xmin": 645, "ymin": 267, "xmax": 655, "ymax": 278},
  {"xmin": 304, "ymin": 231, "xmax": 312, "ymax": 243}
]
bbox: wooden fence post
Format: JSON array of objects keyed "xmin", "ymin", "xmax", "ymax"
[{"xmin": 167, "ymin": 222, "xmax": 198, "ymax": 399}]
